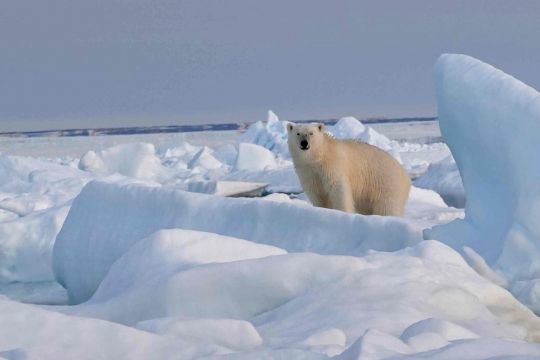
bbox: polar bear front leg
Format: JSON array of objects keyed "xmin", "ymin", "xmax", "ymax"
[
  {"xmin": 329, "ymin": 180, "xmax": 355, "ymax": 213},
  {"xmin": 305, "ymin": 188, "xmax": 328, "ymax": 208}
]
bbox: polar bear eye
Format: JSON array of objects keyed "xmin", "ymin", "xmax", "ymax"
[
  {"xmin": 297, "ymin": 133, "xmax": 300, "ymax": 136},
  {"xmin": 309, "ymin": 132, "xmax": 313, "ymax": 136}
]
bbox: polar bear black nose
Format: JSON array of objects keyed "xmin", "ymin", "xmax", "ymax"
[{"xmin": 300, "ymin": 140, "xmax": 309, "ymax": 150}]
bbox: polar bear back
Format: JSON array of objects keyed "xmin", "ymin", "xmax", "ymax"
[{"xmin": 332, "ymin": 139, "xmax": 410, "ymax": 215}]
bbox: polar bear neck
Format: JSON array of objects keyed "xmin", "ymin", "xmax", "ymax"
[{"xmin": 305, "ymin": 133, "xmax": 335, "ymax": 165}]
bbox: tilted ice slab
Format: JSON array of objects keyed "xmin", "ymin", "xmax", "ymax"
[
  {"xmin": 425, "ymin": 54, "xmax": 540, "ymax": 309},
  {"xmin": 239, "ymin": 110, "xmax": 291, "ymax": 158},
  {"xmin": 0, "ymin": 155, "xmax": 92, "ymax": 282},
  {"xmin": 53, "ymin": 180, "xmax": 421, "ymax": 304}
]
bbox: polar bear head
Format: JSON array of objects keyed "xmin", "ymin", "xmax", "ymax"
[{"xmin": 287, "ymin": 123, "xmax": 326, "ymax": 157}]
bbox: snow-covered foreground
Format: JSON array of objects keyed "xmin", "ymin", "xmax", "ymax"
[{"xmin": 2, "ymin": 54, "xmax": 540, "ymax": 359}]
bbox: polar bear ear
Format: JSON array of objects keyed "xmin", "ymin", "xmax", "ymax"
[
  {"xmin": 317, "ymin": 123, "xmax": 325, "ymax": 132},
  {"xmin": 287, "ymin": 123, "xmax": 294, "ymax": 132}
]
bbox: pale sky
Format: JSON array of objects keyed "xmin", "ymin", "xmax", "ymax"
[{"xmin": 1, "ymin": 1, "xmax": 539, "ymax": 131}]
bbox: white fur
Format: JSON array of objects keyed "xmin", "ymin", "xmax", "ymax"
[{"xmin": 287, "ymin": 123, "xmax": 411, "ymax": 216}]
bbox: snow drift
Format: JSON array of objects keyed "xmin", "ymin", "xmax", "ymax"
[
  {"xmin": 53, "ymin": 180, "xmax": 421, "ymax": 304},
  {"xmin": 79, "ymin": 143, "xmax": 168, "ymax": 179},
  {"xmin": 425, "ymin": 54, "xmax": 540, "ymax": 309}
]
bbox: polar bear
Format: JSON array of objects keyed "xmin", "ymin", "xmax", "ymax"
[{"xmin": 287, "ymin": 122, "xmax": 410, "ymax": 216}]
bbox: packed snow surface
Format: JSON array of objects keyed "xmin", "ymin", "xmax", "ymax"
[
  {"xmin": 425, "ymin": 54, "xmax": 540, "ymax": 312},
  {"xmin": 53, "ymin": 181, "xmax": 421, "ymax": 304},
  {"xmin": 4, "ymin": 58, "xmax": 540, "ymax": 358}
]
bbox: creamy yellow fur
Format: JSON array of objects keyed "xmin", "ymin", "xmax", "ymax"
[{"xmin": 287, "ymin": 123, "xmax": 411, "ymax": 216}]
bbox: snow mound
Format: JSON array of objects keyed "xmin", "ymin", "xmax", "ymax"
[
  {"xmin": 53, "ymin": 180, "xmax": 421, "ymax": 304},
  {"xmin": 71, "ymin": 253, "xmax": 358, "ymax": 325},
  {"xmin": 93, "ymin": 229, "xmax": 285, "ymax": 299},
  {"xmin": 0, "ymin": 205, "xmax": 69, "ymax": 282},
  {"xmin": 0, "ymin": 296, "xmax": 186, "ymax": 359},
  {"xmin": 238, "ymin": 110, "xmax": 290, "ymax": 158},
  {"xmin": 0, "ymin": 155, "xmax": 91, "ymax": 282},
  {"xmin": 414, "ymin": 155, "xmax": 465, "ymax": 208},
  {"xmin": 79, "ymin": 143, "xmax": 167, "ymax": 179},
  {"xmin": 136, "ymin": 317, "xmax": 263, "ymax": 351},
  {"xmin": 234, "ymin": 143, "xmax": 277, "ymax": 171},
  {"xmin": 425, "ymin": 54, "xmax": 540, "ymax": 309},
  {"xmin": 0, "ymin": 155, "xmax": 89, "ymax": 214},
  {"xmin": 331, "ymin": 117, "xmax": 401, "ymax": 161},
  {"xmin": 64, "ymin": 229, "xmax": 286, "ymax": 324}
]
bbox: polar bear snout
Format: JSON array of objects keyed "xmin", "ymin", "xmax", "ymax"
[{"xmin": 300, "ymin": 139, "xmax": 310, "ymax": 150}]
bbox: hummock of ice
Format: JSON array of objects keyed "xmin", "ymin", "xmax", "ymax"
[
  {"xmin": 234, "ymin": 142, "xmax": 277, "ymax": 171},
  {"xmin": 53, "ymin": 180, "xmax": 421, "ymax": 304},
  {"xmin": 239, "ymin": 110, "xmax": 400, "ymax": 161},
  {"xmin": 414, "ymin": 155, "xmax": 465, "ymax": 208},
  {"xmin": 330, "ymin": 116, "xmax": 401, "ymax": 161},
  {"xmin": 79, "ymin": 143, "xmax": 167, "ymax": 179},
  {"xmin": 425, "ymin": 54, "xmax": 540, "ymax": 310},
  {"xmin": 0, "ymin": 156, "xmax": 91, "ymax": 282},
  {"xmin": 238, "ymin": 110, "xmax": 291, "ymax": 158}
]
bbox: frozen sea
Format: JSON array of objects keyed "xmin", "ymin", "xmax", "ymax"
[
  {"xmin": 3, "ymin": 53, "xmax": 540, "ymax": 359},
  {"xmin": 0, "ymin": 120, "xmax": 441, "ymax": 158}
]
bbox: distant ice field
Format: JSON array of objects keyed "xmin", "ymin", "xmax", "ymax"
[
  {"xmin": 0, "ymin": 120, "xmax": 441, "ymax": 158},
  {"xmin": 0, "ymin": 130, "xmax": 240, "ymax": 158}
]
